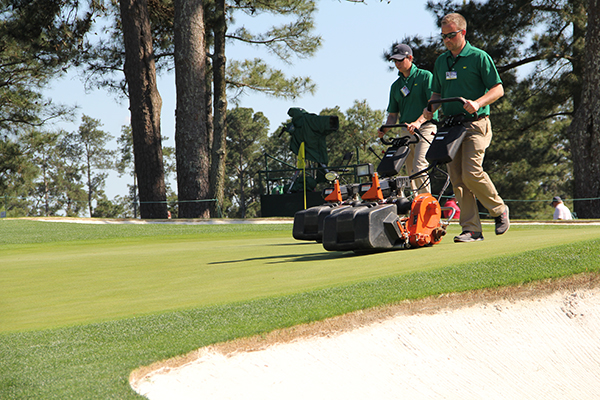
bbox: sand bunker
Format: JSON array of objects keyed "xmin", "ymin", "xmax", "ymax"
[{"xmin": 131, "ymin": 277, "xmax": 600, "ymax": 399}]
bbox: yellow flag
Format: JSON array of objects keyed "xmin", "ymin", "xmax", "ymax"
[
  {"xmin": 297, "ymin": 142, "xmax": 306, "ymax": 169},
  {"xmin": 298, "ymin": 141, "xmax": 307, "ymax": 209}
]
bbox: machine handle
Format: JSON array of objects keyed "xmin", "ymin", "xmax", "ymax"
[
  {"xmin": 426, "ymin": 97, "xmax": 466, "ymax": 112},
  {"xmin": 378, "ymin": 123, "xmax": 423, "ymax": 146}
]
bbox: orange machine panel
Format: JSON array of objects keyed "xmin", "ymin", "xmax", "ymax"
[{"xmin": 406, "ymin": 193, "xmax": 442, "ymax": 247}]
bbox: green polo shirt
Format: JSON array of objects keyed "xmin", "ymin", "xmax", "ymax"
[
  {"xmin": 431, "ymin": 41, "xmax": 502, "ymax": 117},
  {"xmin": 387, "ymin": 64, "xmax": 437, "ymax": 123}
]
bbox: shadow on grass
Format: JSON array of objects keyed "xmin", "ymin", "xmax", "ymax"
[
  {"xmin": 209, "ymin": 250, "xmax": 360, "ymax": 264},
  {"xmin": 210, "ymin": 240, "xmax": 426, "ymax": 264}
]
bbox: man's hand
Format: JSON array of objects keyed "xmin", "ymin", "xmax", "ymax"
[
  {"xmin": 463, "ymin": 99, "xmax": 480, "ymax": 115},
  {"xmin": 423, "ymin": 93, "xmax": 441, "ymax": 121},
  {"xmin": 466, "ymin": 84, "xmax": 504, "ymax": 115},
  {"xmin": 379, "ymin": 112, "xmax": 398, "ymax": 139},
  {"xmin": 406, "ymin": 121, "xmax": 421, "ymax": 134},
  {"xmin": 423, "ymin": 108, "xmax": 433, "ymax": 121}
]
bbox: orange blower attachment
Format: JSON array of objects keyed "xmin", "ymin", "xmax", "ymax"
[{"xmin": 406, "ymin": 193, "xmax": 445, "ymax": 247}]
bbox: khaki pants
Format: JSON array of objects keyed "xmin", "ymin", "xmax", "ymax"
[
  {"xmin": 401, "ymin": 122, "xmax": 436, "ymax": 194},
  {"xmin": 447, "ymin": 118, "xmax": 505, "ymax": 233}
]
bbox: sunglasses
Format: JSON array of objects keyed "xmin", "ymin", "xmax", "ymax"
[{"xmin": 441, "ymin": 30, "xmax": 463, "ymax": 40}]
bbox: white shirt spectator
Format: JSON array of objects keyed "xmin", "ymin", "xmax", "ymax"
[{"xmin": 553, "ymin": 202, "xmax": 572, "ymax": 220}]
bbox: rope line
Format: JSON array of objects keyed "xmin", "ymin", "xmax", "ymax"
[{"xmin": 1, "ymin": 196, "xmax": 223, "ymax": 218}]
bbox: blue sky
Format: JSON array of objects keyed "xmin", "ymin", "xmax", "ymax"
[{"xmin": 45, "ymin": 1, "xmax": 441, "ymax": 200}]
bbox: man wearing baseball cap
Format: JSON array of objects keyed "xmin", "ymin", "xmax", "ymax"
[
  {"xmin": 550, "ymin": 196, "xmax": 573, "ymax": 220},
  {"xmin": 378, "ymin": 44, "xmax": 437, "ymax": 194}
]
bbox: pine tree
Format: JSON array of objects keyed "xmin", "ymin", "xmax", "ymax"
[
  {"xmin": 62, "ymin": 115, "xmax": 115, "ymax": 217},
  {"xmin": 120, "ymin": 0, "xmax": 169, "ymax": 219},
  {"xmin": 567, "ymin": 0, "xmax": 600, "ymax": 217},
  {"xmin": 80, "ymin": 0, "xmax": 320, "ymax": 217},
  {"xmin": 0, "ymin": 0, "xmax": 94, "ymax": 131},
  {"xmin": 225, "ymin": 107, "xmax": 269, "ymax": 218},
  {"xmin": 173, "ymin": 0, "xmax": 211, "ymax": 218}
]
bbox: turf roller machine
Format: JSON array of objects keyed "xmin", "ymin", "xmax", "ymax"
[
  {"xmin": 292, "ymin": 132, "xmax": 417, "ymax": 246},
  {"xmin": 292, "ymin": 97, "xmax": 468, "ymax": 253}
]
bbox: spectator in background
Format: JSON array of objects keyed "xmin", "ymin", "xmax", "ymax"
[{"xmin": 551, "ymin": 196, "xmax": 573, "ymax": 220}]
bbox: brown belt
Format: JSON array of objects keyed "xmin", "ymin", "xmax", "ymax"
[{"xmin": 464, "ymin": 114, "xmax": 489, "ymax": 122}]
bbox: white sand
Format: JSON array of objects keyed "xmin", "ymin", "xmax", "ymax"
[{"xmin": 131, "ymin": 284, "xmax": 600, "ymax": 400}]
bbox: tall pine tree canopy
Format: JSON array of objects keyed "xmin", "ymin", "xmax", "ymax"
[
  {"xmin": 81, "ymin": 0, "xmax": 320, "ymax": 99},
  {"xmin": 0, "ymin": 0, "xmax": 97, "ymax": 131}
]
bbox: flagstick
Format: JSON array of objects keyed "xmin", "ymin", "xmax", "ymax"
[{"xmin": 303, "ymin": 161, "xmax": 307, "ymax": 209}]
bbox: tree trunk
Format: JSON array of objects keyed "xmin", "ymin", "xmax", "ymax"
[
  {"xmin": 568, "ymin": 0, "xmax": 600, "ymax": 218},
  {"xmin": 569, "ymin": 0, "xmax": 586, "ymax": 112},
  {"xmin": 209, "ymin": 0, "xmax": 227, "ymax": 218},
  {"xmin": 119, "ymin": 0, "xmax": 167, "ymax": 219},
  {"xmin": 87, "ymin": 154, "xmax": 93, "ymax": 217},
  {"xmin": 238, "ymin": 158, "xmax": 246, "ymax": 219},
  {"xmin": 174, "ymin": 0, "xmax": 210, "ymax": 218}
]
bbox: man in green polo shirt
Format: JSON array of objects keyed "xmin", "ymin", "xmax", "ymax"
[
  {"xmin": 378, "ymin": 43, "xmax": 436, "ymax": 194},
  {"xmin": 423, "ymin": 13, "xmax": 510, "ymax": 243}
]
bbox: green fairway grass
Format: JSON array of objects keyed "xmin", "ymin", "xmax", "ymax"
[
  {"xmin": 2, "ymin": 219, "xmax": 599, "ymax": 333},
  {"xmin": 1, "ymin": 219, "xmax": 600, "ymax": 399}
]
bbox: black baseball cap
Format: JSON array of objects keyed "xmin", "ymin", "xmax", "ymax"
[
  {"xmin": 390, "ymin": 44, "xmax": 413, "ymax": 61},
  {"xmin": 550, "ymin": 196, "xmax": 562, "ymax": 205}
]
